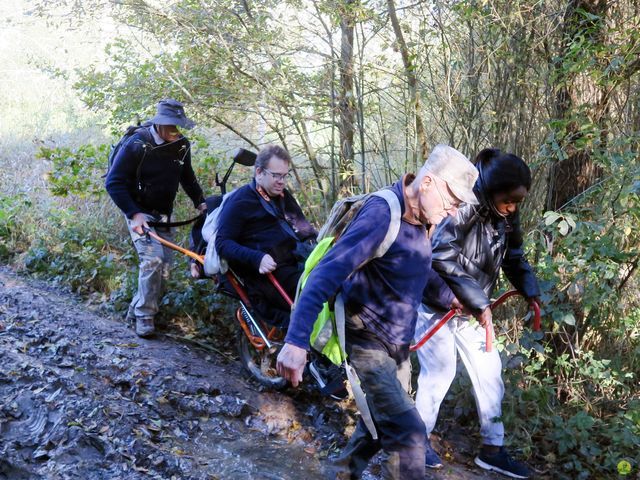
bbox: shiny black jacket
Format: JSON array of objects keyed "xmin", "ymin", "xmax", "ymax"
[{"xmin": 424, "ymin": 197, "xmax": 540, "ymax": 313}]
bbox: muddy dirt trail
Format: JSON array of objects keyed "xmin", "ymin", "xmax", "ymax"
[{"xmin": 0, "ymin": 267, "xmax": 500, "ymax": 480}]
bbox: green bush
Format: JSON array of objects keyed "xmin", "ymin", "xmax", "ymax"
[
  {"xmin": 37, "ymin": 143, "xmax": 109, "ymax": 198},
  {"xmin": 20, "ymin": 208, "xmax": 130, "ymax": 295},
  {"xmin": 0, "ymin": 193, "xmax": 33, "ymax": 259}
]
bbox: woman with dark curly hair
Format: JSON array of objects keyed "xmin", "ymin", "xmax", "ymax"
[{"xmin": 415, "ymin": 148, "xmax": 540, "ymax": 479}]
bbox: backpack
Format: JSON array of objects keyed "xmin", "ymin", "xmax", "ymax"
[
  {"xmin": 202, "ymin": 189, "xmax": 239, "ymax": 276},
  {"xmin": 188, "ymin": 195, "xmax": 225, "ymax": 278},
  {"xmin": 103, "ymin": 123, "xmax": 153, "ymax": 179},
  {"xmin": 295, "ymin": 189, "xmax": 402, "ymax": 365}
]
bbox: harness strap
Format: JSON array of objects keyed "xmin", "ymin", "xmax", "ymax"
[
  {"xmin": 335, "ymin": 294, "xmax": 378, "ymax": 440},
  {"xmin": 147, "ymin": 213, "xmax": 204, "ymax": 228}
]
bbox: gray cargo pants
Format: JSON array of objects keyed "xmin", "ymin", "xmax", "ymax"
[{"xmin": 126, "ymin": 214, "xmax": 175, "ymax": 320}]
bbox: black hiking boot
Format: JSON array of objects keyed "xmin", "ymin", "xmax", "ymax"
[{"xmin": 135, "ymin": 317, "xmax": 155, "ymax": 338}]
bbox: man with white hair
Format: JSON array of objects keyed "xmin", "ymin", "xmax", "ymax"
[{"xmin": 276, "ymin": 145, "xmax": 478, "ymax": 479}]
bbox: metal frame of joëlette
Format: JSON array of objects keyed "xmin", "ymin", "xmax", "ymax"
[
  {"xmin": 410, "ymin": 290, "xmax": 541, "ymax": 353},
  {"xmin": 143, "ymin": 228, "xmax": 291, "ymax": 352},
  {"xmin": 225, "ymin": 270, "xmax": 287, "ymax": 351},
  {"xmin": 143, "ymin": 229, "xmax": 542, "ymax": 354}
]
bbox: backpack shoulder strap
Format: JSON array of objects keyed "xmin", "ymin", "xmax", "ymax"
[
  {"xmin": 133, "ymin": 126, "xmax": 154, "ymax": 185},
  {"xmin": 371, "ymin": 189, "xmax": 402, "ymax": 259},
  {"xmin": 334, "ymin": 294, "xmax": 378, "ymax": 440}
]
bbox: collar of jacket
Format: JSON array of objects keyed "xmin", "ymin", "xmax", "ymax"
[
  {"xmin": 251, "ymin": 178, "xmax": 287, "ymax": 220},
  {"xmin": 249, "ymin": 178, "xmax": 306, "ymax": 242},
  {"xmin": 142, "ymin": 125, "xmax": 189, "ymax": 153},
  {"xmin": 249, "ymin": 178, "xmax": 316, "ymax": 241}
]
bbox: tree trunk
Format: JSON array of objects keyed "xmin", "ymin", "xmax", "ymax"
[
  {"xmin": 546, "ymin": 0, "xmax": 609, "ymax": 211},
  {"xmin": 338, "ymin": 0, "xmax": 358, "ymax": 193},
  {"xmin": 387, "ymin": 0, "xmax": 428, "ymax": 163}
]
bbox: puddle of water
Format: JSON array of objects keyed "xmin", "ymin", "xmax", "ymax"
[{"xmin": 183, "ymin": 421, "xmax": 330, "ymax": 480}]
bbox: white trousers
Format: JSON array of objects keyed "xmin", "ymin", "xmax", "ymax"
[{"xmin": 414, "ymin": 304, "xmax": 505, "ymax": 446}]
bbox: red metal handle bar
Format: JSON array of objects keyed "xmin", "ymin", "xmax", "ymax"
[
  {"xmin": 266, "ymin": 272, "xmax": 294, "ymax": 307},
  {"xmin": 141, "ymin": 227, "xmax": 295, "ymax": 315},
  {"xmin": 490, "ymin": 290, "xmax": 541, "ymax": 332},
  {"xmin": 486, "ymin": 319, "xmax": 494, "ymax": 352},
  {"xmin": 226, "ymin": 271, "xmax": 252, "ymax": 306},
  {"xmin": 409, "ymin": 309, "xmax": 458, "ymax": 352},
  {"xmin": 410, "ymin": 289, "xmax": 541, "ymax": 353}
]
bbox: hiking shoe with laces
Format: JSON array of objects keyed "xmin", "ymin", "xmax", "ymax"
[
  {"xmin": 309, "ymin": 359, "xmax": 348, "ymax": 400},
  {"xmin": 135, "ymin": 317, "xmax": 155, "ymax": 338},
  {"xmin": 425, "ymin": 439, "xmax": 443, "ymax": 469},
  {"xmin": 474, "ymin": 446, "xmax": 531, "ymax": 479}
]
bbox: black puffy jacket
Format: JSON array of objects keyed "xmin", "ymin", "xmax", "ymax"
[{"xmin": 423, "ymin": 193, "xmax": 540, "ymax": 313}]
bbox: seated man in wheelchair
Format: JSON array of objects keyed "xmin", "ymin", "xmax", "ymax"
[
  {"xmin": 214, "ymin": 145, "xmax": 347, "ymax": 399},
  {"xmin": 214, "ymin": 144, "xmax": 316, "ymax": 329}
]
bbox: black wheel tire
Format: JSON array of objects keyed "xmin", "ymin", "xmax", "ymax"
[{"xmin": 236, "ymin": 328, "xmax": 287, "ymax": 390}]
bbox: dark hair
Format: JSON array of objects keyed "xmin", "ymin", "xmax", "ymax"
[
  {"xmin": 255, "ymin": 145, "xmax": 291, "ymax": 171},
  {"xmin": 475, "ymin": 148, "xmax": 531, "ymax": 195}
]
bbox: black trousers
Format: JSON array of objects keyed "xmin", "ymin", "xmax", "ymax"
[{"xmin": 244, "ymin": 262, "xmax": 300, "ymax": 329}]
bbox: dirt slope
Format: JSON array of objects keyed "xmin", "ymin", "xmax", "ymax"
[{"xmin": 0, "ymin": 267, "xmax": 500, "ymax": 480}]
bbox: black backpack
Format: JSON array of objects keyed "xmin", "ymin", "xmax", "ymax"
[{"xmin": 103, "ymin": 123, "xmax": 154, "ymax": 180}]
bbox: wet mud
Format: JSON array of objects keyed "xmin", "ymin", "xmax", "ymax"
[{"xmin": 0, "ymin": 267, "xmax": 500, "ymax": 479}]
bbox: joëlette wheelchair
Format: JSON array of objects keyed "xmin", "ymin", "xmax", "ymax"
[
  {"xmin": 189, "ymin": 149, "xmax": 289, "ymax": 388},
  {"xmin": 149, "ymin": 149, "xmax": 344, "ymax": 393}
]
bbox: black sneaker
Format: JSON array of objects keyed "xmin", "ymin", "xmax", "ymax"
[
  {"xmin": 308, "ymin": 359, "xmax": 348, "ymax": 400},
  {"xmin": 474, "ymin": 446, "xmax": 531, "ymax": 479},
  {"xmin": 425, "ymin": 438, "xmax": 443, "ymax": 469}
]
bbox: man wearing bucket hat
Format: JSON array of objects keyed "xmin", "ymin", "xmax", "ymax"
[
  {"xmin": 276, "ymin": 144, "xmax": 478, "ymax": 479},
  {"xmin": 106, "ymin": 99, "xmax": 206, "ymax": 337}
]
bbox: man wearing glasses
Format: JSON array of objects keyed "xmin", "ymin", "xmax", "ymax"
[{"xmin": 215, "ymin": 145, "xmax": 317, "ymax": 330}]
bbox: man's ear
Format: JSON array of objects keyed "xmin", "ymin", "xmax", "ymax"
[{"xmin": 420, "ymin": 174, "xmax": 433, "ymax": 192}]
